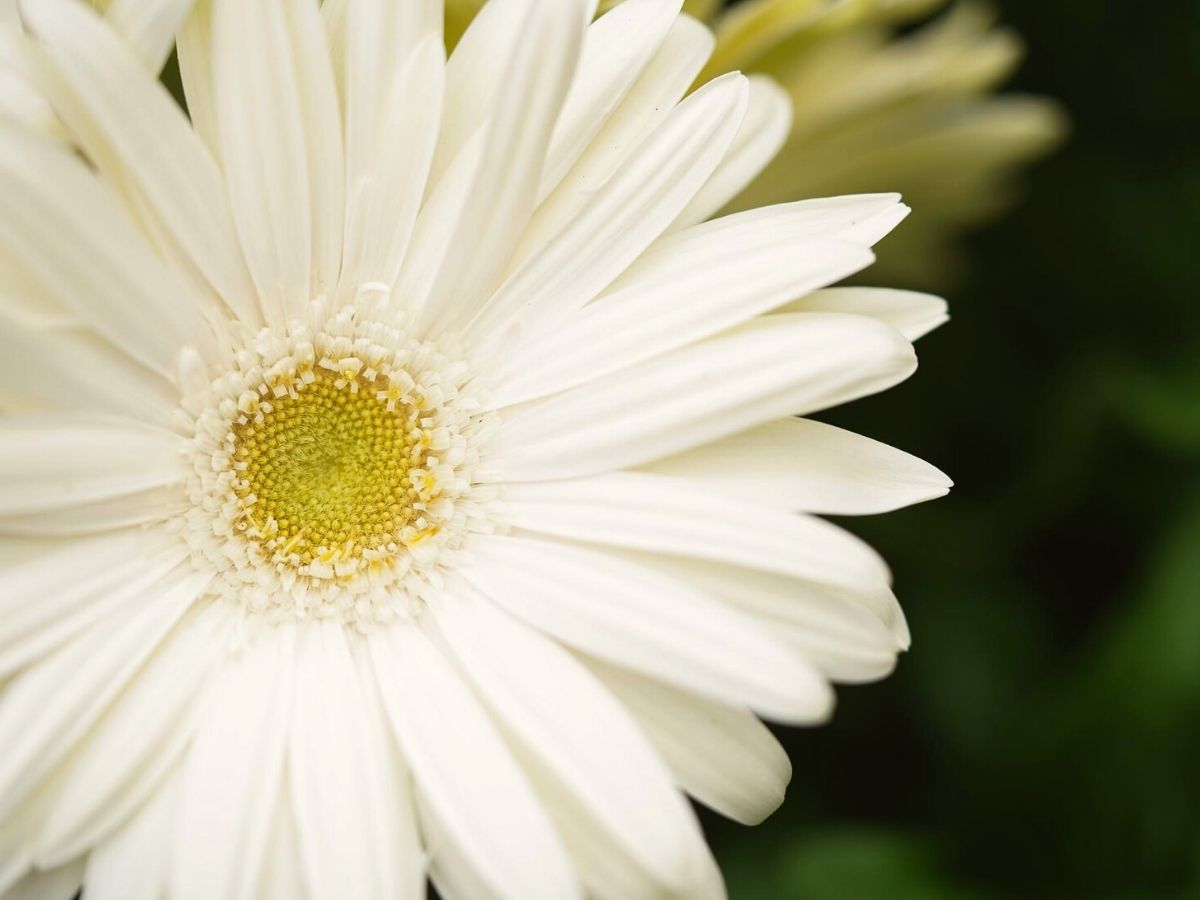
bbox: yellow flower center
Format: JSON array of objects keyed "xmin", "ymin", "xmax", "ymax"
[
  {"xmin": 181, "ymin": 302, "xmax": 489, "ymax": 625},
  {"xmin": 233, "ymin": 368, "xmax": 438, "ymax": 567}
]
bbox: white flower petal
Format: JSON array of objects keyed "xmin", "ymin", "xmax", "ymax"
[
  {"xmin": 0, "ymin": 315, "xmax": 175, "ymax": 424},
  {"xmin": 539, "ymin": 0, "xmax": 682, "ymax": 199},
  {"xmin": 491, "ymin": 229, "xmax": 874, "ymax": 407},
  {"xmin": 588, "ymin": 658, "xmax": 792, "ymax": 826},
  {"xmin": 289, "ymin": 622, "xmax": 406, "ymax": 900},
  {"xmin": 618, "ymin": 550, "xmax": 907, "ymax": 680},
  {"xmin": 0, "ymin": 489, "xmax": 183, "ymax": 537},
  {"xmin": 171, "ymin": 624, "xmax": 296, "ymax": 900},
  {"xmin": 0, "ymin": 530, "xmax": 186, "ymax": 679},
  {"xmin": 514, "ymin": 763, "xmax": 725, "ymax": 900},
  {"xmin": 712, "ymin": 192, "xmax": 911, "ymax": 247},
  {"xmin": 350, "ymin": 645, "xmax": 425, "ymax": 900},
  {"xmin": 0, "ymin": 417, "xmax": 183, "ymax": 517},
  {"xmin": 433, "ymin": 584, "xmax": 708, "ymax": 892},
  {"xmin": 405, "ymin": 0, "xmax": 586, "ymax": 335},
  {"xmin": 503, "ymin": 472, "xmax": 893, "ymax": 595},
  {"xmin": 20, "ymin": 0, "xmax": 260, "ymax": 327},
  {"xmin": 34, "ymin": 601, "xmax": 233, "ymax": 867},
  {"xmin": 0, "ymin": 565, "xmax": 207, "ymax": 823},
  {"xmin": 0, "ymin": 126, "xmax": 213, "ymax": 373},
  {"xmin": 671, "ymin": 74, "xmax": 793, "ymax": 231},
  {"xmin": 343, "ymin": 0, "xmax": 439, "ymax": 200},
  {"xmin": 319, "ymin": 0, "xmax": 348, "ymax": 91},
  {"xmin": 644, "ymin": 417, "xmax": 951, "ymax": 515},
  {"xmin": 515, "ymin": 15, "xmax": 714, "ymax": 269},
  {"xmin": 281, "ymin": 0, "xmax": 345, "ymax": 300},
  {"xmin": 101, "ymin": 0, "xmax": 192, "ymax": 73},
  {"xmin": 256, "ymin": 793, "xmax": 307, "ymax": 900},
  {"xmin": 779, "ymin": 286, "xmax": 949, "ymax": 340},
  {"xmin": 340, "ymin": 0, "xmax": 439, "ymax": 294},
  {"xmin": 210, "ymin": 0, "xmax": 312, "ymax": 325},
  {"xmin": 0, "ymin": 24, "xmax": 60, "ymax": 136},
  {"xmin": 369, "ymin": 619, "xmax": 581, "ymax": 900},
  {"xmin": 0, "ymin": 859, "xmax": 83, "ymax": 900},
  {"xmin": 462, "ymin": 534, "xmax": 833, "ymax": 723},
  {"xmin": 489, "ymin": 313, "xmax": 916, "ymax": 481},
  {"xmin": 338, "ymin": 37, "xmax": 442, "ymax": 295},
  {"xmin": 176, "ymin": 0, "xmax": 218, "ymax": 156},
  {"xmin": 416, "ymin": 790, "xmax": 497, "ymax": 900},
  {"xmin": 426, "ymin": 0, "xmax": 537, "ymax": 187},
  {"xmin": 465, "ymin": 70, "xmax": 748, "ymax": 350},
  {"xmin": 83, "ymin": 768, "xmax": 180, "ymax": 900}
]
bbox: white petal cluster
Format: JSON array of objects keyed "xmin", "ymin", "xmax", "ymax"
[{"xmin": 0, "ymin": 0, "xmax": 952, "ymax": 898}]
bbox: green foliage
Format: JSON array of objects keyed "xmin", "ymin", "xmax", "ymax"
[{"xmin": 723, "ymin": 830, "xmax": 991, "ymax": 900}]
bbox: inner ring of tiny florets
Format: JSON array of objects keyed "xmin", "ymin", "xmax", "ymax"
[
  {"xmin": 181, "ymin": 302, "xmax": 487, "ymax": 624},
  {"xmin": 231, "ymin": 364, "xmax": 442, "ymax": 571}
]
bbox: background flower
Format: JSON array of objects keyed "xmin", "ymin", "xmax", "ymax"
[
  {"xmin": 449, "ymin": 0, "xmax": 1066, "ymax": 289},
  {"xmin": 703, "ymin": 0, "xmax": 1066, "ymax": 288}
]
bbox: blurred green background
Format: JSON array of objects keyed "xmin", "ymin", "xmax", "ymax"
[{"xmin": 707, "ymin": 1, "xmax": 1200, "ymax": 897}]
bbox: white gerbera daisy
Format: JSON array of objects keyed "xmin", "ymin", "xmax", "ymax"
[{"xmin": 0, "ymin": 0, "xmax": 951, "ymax": 898}]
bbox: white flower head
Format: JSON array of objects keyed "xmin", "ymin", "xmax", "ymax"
[{"xmin": 0, "ymin": 0, "xmax": 951, "ymax": 898}]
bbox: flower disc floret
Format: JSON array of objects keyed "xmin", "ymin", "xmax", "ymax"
[{"xmin": 179, "ymin": 300, "xmax": 496, "ymax": 626}]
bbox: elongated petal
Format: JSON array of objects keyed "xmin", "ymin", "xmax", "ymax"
[
  {"xmin": 0, "ymin": 489, "xmax": 183, "ymax": 538},
  {"xmin": 405, "ymin": 0, "xmax": 586, "ymax": 335},
  {"xmin": 539, "ymin": 0, "xmax": 682, "ymax": 198},
  {"xmin": 102, "ymin": 0, "xmax": 192, "ymax": 73},
  {"xmin": 256, "ymin": 794, "xmax": 306, "ymax": 900},
  {"xmin": 0, "ymin": 315, "xmax": 175, "ymax": 425},
  {"xmin": 176, "ymin": 0, "xmax": 218, "ymax": 156},
  {"xmin": 0, "ymin": 127, "xmax": 212, "ymax": 373},
  {"xmin": 209, "ymin": 0, "xmax": 311, "ymax": 325},
  {"xmin": 589, "ymin": 659, "xmax": 792, "ymax": 826},
  {"xmin": 0, "ymin": 34, "xmax": 58, "ymax": 139},
  {"xmin": 491, "ymin": 232, "xmax": 872, "ymax": 407},
  {"xmin": 339, "ymin": 0, "xmax": 439, "ymax": 298},
  {"xmin": 34, "ymin": 601, "xmax": 233, "ymax": 866},
  {"xmin": 712, "ymin": 192, "xmax": 911, "ymax": 247},
  {"xmin": 0, "ymin": 566, "xmax": 207, "ymax": 822},
  {"xmin": 0, "ymin": 860, "xmax": 83, "ymax": 900},
  {"xmin": 369, "ymin": 619, "xmax": 581, "ymax": 900},
  {"xmin": 350, "ymin": 646, "xmax": 425, "ymax": 900},
  {"xmin": 283, "ymin": 0, "xmax": 345, "ymax": 299},
  {"xmin": 433, "ymin": 585, "xmax": 707, "ymax": 891},
  {"xmin": 644, "ymin": 417, "xmax": 951, "ymax": 515},
  {"xmin": 289, "ymin": 622, "xmax": 404, "ymax": 900},
  {"xmin": 343, "ymin": 0, "xmax": 439, "ymax": 201},
  {"xmin": 517, "ymin": 15, "xmax": 714, "ymax": 268},
  {"xmin": 510, "ymin": 758, "xmax": 724, "ymax": 900},
  {"xmin": 462, "ymin": 534, "xmax": 833, "ymax": 723},
  {"xmin": 503, "ymin": 472, "xmax": 893, "ymax": 595},
  {"xmin": 171, "ymin": 624, "xmax": 296, "ymax": 900},
  {"xmin": 0, "ymin": 417, "xmax": 182, "ymax": 516},
  {"xmin": 83, "ymin": 768, "xmax": 180, "ymax": 900},
  {"xmin": 489, "ymin": 313, "xmax": 916, "ymax": 481},
  {"xmin": 21, "ymin": 0, "xmax": 260, "ymax": 326},
  {"xmin": 0, "ymin": 530, "xmax": 186, "ymax": 679},
  {"xmin": 779, "ymin": 286, "xmax": 949, "ymax": 340},
  {"xmin": 632, "ymin": 551, "xmax": 907, "ymax": 678},
  {"xmin": 466, "ymin": 71, "xmax": 747, "ymax": 348},
  {"xmin": 671, "ymin": 74, "xmax": 792, "ymax": 231},
  {"xmin": 339, "ymin": 37, "xmax": 442, "ymax": 295}
]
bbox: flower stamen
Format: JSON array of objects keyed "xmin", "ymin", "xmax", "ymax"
[{"xmin": 178, "ymin": 301, "xmax": 496, "ymax": 627}]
